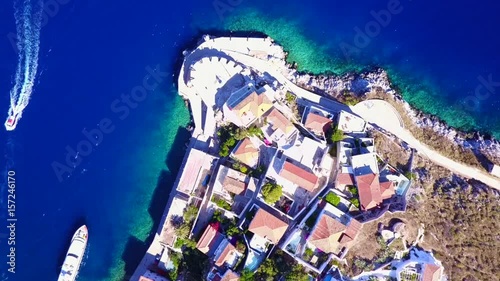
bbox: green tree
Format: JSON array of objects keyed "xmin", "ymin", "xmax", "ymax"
[
  {"xmin": 212, "ymin": 196, "xmax": 231, "ymax": 210},
  {"xmin": 226, "ymin": 222, "xmax": 241, "ymax": 237},
  {"xmin": 404, "ymin": 171, "xmax": 417, "ymax": 180},
  {"xmin": 261, "ymin": 182, "xmax": 283, "ymax": 204},
  {"xmin": 236, "ymin": 240, "xmax": 246, "ymax": 253},
  {"xmin": 184, "ymin": 205, "xmax": 199, "ymax": 222},
  {"xmin": 303, "ymin": 247, "xmax": 314, "ymax": 260},
  {"xmin": 240, "ymin": 269, "xmax": 255, "ymax": 281},
  {"xmin": 257, "ymin": 259, "xmax": 279, "ymax": 281},
  {"xmin": 325, "ymin": 192, "xmax": 341, "ymax": 206},
  {"xmin": 286, "ymin": 265, "xmax": 309, "ymax": 281},
  {"xmin": 349, "ymin": 198, "xmax": 360, "ymax": 208},
  {"xmin": 239, "ymin": 165, "xmax": 248, "ymax": 174},
  {"xmin": 175, "ymin": 223, "xmax": 191, "ymax": 239},
  {"xmin": 347, "ymin": 185, "xmax": 358, "ymax": 196},
  {"xmin": 285, "ymin": 91, "xmax": 296, "ymax": 104},
  {"xmin": 330, "ymin": 127, "xmax": 344, "ymax": 142}
]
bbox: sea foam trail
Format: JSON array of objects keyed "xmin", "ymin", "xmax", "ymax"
[{"xmin": 5, "ymin": 0, "xmax": 43, "ymax": 131}]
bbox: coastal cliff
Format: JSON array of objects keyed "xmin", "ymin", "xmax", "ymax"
[{"xmin": 282, "ymin": 64, "xmax": 500, "ymax": 170}]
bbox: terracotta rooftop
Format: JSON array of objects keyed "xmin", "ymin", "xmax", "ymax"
[
  {"xmin": 279, "ymin": 159, "xmax": 318, "ymax": 192},
  {"xmin": 309, "ymin": 214, "xmax": 345, "ymax": 253},
  {"xmin": 248, "ymin": 208, "xmax": 288, "ymax": 244},
  {"xmin": 231, "ymin": 138, "xmax": 259, "ymax": 167},
  {"xmin": 304, "ymin": 112, "xmax": 332, "ymax": 136},
  {"xmin": 343, "ymin": 218, "xmax": 362, "ymax": 241},
  {"xmin": 380, "ymin": 180, "xmax": 395, "ymax": 199},
  {"xmin": 337, "ymin": 173, "xmax": 355, "ymax": 186},
  {"xmin": 222, "ymin": 176, "xmax": 246, "ymax": 195},
  {"xmin": 139, "ymin": 277, "xmax": 153, "ymax": 281},
  {"xmin": 356, "ymin": 173, "xmax": 382, "ymax": 211},
  {"xmin": 421, "ymin": 263, "xmax": 442, "ymax": 281},
  {"xmin": 215, "ymin": 242, "xmax": 237, "ymax": 267},
  {"xmin": 221, "ymin": 270, "xmax": 240, "ymax": 281},
  {"xmin": 196, "ymin": 223, "xmax": 223, "ymax": 255},
  {"xmin": 266, "ymin": 108, "xmax": 295, "ymax": 135},
  {"xmin": 309, "ymin": 212, "xmax": 361, "ymax": 253}
]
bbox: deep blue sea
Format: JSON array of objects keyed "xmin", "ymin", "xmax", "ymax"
[{"xmin": 0, "ymin": 0, "xmax": 499, "ymax": 280}]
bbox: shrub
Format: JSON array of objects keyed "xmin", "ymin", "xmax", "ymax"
[
  {"xmin": 305, "ymin": 210, "xmax": 320, "ymax": 228},
  {"xmin": 226, "ymin": 222, "xmax": 241, "ymax": 237},
  {"xmin": 286, "ymin": 265, "xmax": 309, "ymax": 281},
  {"xmin": 212, "ymin": 197, "xmax": 231, "ymax": 211},
  {"xmin": 303, "ymin": 248, "xmax": 314, "ymax": 260},
  {"xmin": 325, "ymin": 192, "xmax": 341, "ymax": 206},
  {"xmin": 240, "ymin": 269, "xmax": 255, "ymax": 281},
  {"xmin": 347, "ymin": 185, "xmax": 358, "ymax": 196},
  {"xmin": 404, "ymin": 171, "xmax": 417, "ymax": 180},
  {"xmin": 174, "ymin": 237, "xmax": 196, "ymax": 249},
  {"xmin": 257, "ymin": 259, "xmax": 279, "ymax": 280},
  {"xmin": 285, "ymin": 91, "xmax": 296, "ymax": 103},
  {"xmin": 236, "ymin": 240, "xmax": 246, "ymax": 253},
  {"xmin": 261, "ymin": 182, "xmax": 283, "ymax": 204},
  {"xmin": 184, "ymin": 205, "xmax": 199, "ymax": 222},
  {"xmin": 344, "ymin": 95, "xmax": 360, "ymax": 106},
  {"xmin": 239, "ymin": 165, "xmax": 248, "ymax": 174},
  {"xmin": 174, "ymin": 223, "xmax": 191, "ymax": 239},
  {"xmin": 349, "ymin": 198, "xmax": 360, "ymax": 208},
  {"xmin": 330, "ymin": 126, "xmax": 344, "ymax": 143}
]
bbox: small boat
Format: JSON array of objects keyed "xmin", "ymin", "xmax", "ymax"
[
  {"xmin": 58, "ymin": 225, "xmax": 88, "ymax": 281},
  {"xmin": 4, "ymin": 111, "xmax": 19, "ymax": 131}
]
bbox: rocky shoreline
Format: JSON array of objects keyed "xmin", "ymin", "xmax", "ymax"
[{"xmin": 278, "ymin": 61, "xmax": 500, "ymax": 168}]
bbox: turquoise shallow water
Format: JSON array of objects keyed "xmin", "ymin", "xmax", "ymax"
[{"xmin": 192, "ymin": 2, "xmax": 500, "ymax": 138}]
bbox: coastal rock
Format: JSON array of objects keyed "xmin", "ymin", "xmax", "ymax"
[{"xmin": 281, "ymin": 61, "xmax": 500, "ymax": 166}]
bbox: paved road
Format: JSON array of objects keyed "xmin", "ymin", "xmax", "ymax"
[
  {"xmin": 215, "ymin": 47, "xmax": 500, "ymax": 190},
  {"xmin": 352, "ymin": 101, "xmax": 500, "ymax": 190}
]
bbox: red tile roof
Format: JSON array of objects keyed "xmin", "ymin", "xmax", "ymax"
[
  {"xmin": 248, "ymin": 208, "xmax": 288, "ymax": 243},
  {"xmin": 266, "ymin": 108, "xmax": 294, "ymax": 134},
  {"xmin": 309, "ymin": 212, "xmax": 362, "ymax": 253},
  {"xmin": 305, "ymin": 112, "xmax": 332, "ymax": 135},
  {"xmin": 139, "ymin": 277, "xmax": 153, "ymax": 281},
  {"xmin": 280, "ymin": 160, "xmax": 318, "ymax": 192},
  {"xmin": 309, "ymin": 214, "xmax": 345, "ymax": 253},
  {"xmin": 421, "ymin": 264, "xmax": 442, "ymax": 281},
  {"xmin": 221, "ymin": 269, "xmax": 240, "ymax": 281},
  {"xmin": 356, "ymin": 173, "xmax": 382, "ymax": 211},
  {"xmin": 343, "ymin": 218, "xmax": 362, "ymax": 242},
  {"xmin": 337, "ymin": 173, "xmax": 355, "ymax": 186},
  {"xmin": 231, "ymin": 138, "xmax": 259, "ymax": 167},
  {"xmin": 222, "ymin": 177, "xmax": 246, "ymax": 195},
  {"xmin": 380, "ymin": 180, "xmax": 395, "ymax": 199},
  {"xmin": 215, "ymin": 242, "xmax": 237, "ymax": 267},
  {"xmin": 196, "ymin": 224, "xmax": 222, "ymax": 254}
]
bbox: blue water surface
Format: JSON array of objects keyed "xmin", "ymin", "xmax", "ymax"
[{"xmin": 0, "ymin": 0, "xmax": 499, "ymax": 280}]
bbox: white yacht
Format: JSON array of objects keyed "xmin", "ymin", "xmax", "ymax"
[{"xmin": 58, "ymin": 225, "xmax": 88, "ymax": 281}]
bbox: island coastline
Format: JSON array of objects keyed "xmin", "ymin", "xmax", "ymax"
[{"xmin": 131, "ymin": 34, "xmax": 500, "ymax": 281}]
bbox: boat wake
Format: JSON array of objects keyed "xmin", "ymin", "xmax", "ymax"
[{"xmin": 5, "ymin": 0, "xmax": 43, "ymax": 131}]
